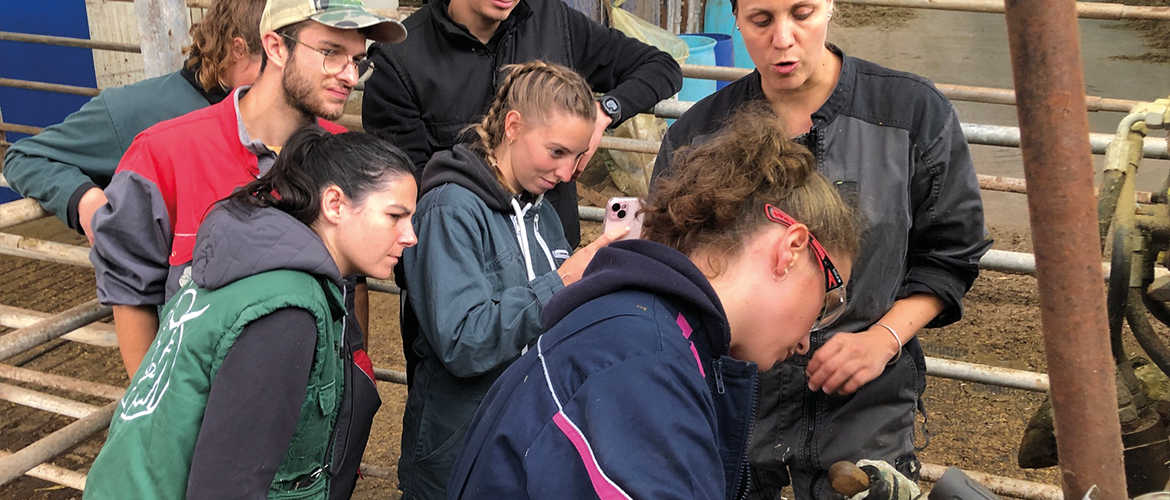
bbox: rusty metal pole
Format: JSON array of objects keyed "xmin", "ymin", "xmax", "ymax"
[{"xmin": 1002, "ymin": 1, "xmax": 1128, "ymax": 499}]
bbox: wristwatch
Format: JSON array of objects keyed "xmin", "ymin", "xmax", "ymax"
[{"xmin": 597, "ymin": 95, "xmax": 621, "ymax": 128}]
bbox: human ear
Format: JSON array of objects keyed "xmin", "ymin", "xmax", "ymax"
[
  {"xmin": 773, "ymin": 224, "xmax": 811, "ymax": 276},
  {"xmin": 231, "ymin": 37, "xmax": 250, "ymax": 62},
  {"xmin": 503, "ymin": 110, "xmax": 523, "ymax": 144},
  {"xmin": 261, "ymin": 31, "xmax": 287, "ymax": 69},
  {"xmin": 320, "ymin": 185, "xmax": 346, "ymax": 225}
]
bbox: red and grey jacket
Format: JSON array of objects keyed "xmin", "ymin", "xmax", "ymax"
[{"xmin": 90, "ymin": 88, "xmax": 345, "ymax": 308}]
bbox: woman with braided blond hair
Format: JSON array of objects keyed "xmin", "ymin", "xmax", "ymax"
[{"xmin": 397, "ymin": 61, "xmax": 628, "ymax": 500}]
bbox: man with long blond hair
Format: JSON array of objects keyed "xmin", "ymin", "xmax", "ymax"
[{"xmin": 3, "ymin": 0, "xmax": 267, "ymax": 242}]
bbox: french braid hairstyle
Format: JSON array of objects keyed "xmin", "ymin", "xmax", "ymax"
[{"xmin": 470, "ymin": 61, "xmax": 597, "ymax": 191}]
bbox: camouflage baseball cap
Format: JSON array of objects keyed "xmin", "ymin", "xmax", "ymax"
[{"xmin": 261, "ymin": 0, "xmax": 407, "ymax": 44}]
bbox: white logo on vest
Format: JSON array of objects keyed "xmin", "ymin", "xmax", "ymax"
[{"xmin": 119, "ymin": 289, "xmax": 210, "ymax": 421}]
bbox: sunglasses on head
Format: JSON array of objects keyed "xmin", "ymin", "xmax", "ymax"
[{"xmin": 764, "ymin": 204, "xmax": 847, "ymax": 331}]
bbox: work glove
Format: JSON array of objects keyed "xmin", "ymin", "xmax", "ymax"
[{"xmin": 848, "ymin": 460, "xmax": 922, "ymax": 500}]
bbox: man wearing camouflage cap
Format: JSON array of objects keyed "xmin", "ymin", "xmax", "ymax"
[{"xmin": 86, "ymin": 1, "xmax": 405, "ymax": 499}]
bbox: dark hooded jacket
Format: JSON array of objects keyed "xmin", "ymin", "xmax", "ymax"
[
  {"xmin": 85, "ymin": 200, "xmax": 378, "ymax": 500},
  {"xmin": 447, "ymin": 239, "xmax": 759, "ymax": 500},
  {"xmin": 399, "ymin": 145, "xmax": 572, "ymax": 500}
]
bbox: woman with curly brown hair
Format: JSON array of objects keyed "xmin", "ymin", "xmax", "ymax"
[
  {"xmin": 446, "ymin": 104, "xmax": 861, "ymax": 500},
  {"xmin": 3, "ymin": 0, "xmax": 265, "ymax": 242}
]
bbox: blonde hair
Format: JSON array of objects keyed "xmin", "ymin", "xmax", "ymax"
[
  {"xmin": 185, "ymin": 0, "xmax": 266, "ymax": 91},
  {"xmin": 471, "ymin": 61, "xmax": 597, "ymax": 188},
  {"xmin": 645, "ymin": 102, "xmax": 861, "ymax": 270}
]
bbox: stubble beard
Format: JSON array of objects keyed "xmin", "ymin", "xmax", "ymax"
[{"xmin": 281, "ymin": 58, "xmax": 344, "ymax": 121}]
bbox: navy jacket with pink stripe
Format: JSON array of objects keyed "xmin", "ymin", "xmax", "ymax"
[{"xmin": 448, "ymin": 239, "xmax": 760, "ymax": 500}]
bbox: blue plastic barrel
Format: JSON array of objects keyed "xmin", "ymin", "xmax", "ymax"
[
  {"xmin": 692, "ymin": 33, "xmax": 734, "ymax": 89},
  {"xmin": 703, "ymin": 0, "xmax": 755, "ymax": 70},
  {"xmin": 677, "ymin": 35, "xmax": 718, "ymax": 103}
]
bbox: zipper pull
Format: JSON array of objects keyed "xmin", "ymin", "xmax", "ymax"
[{"xmin": 714, "ymin": 358, "xmax": 725, "ymax": 394}]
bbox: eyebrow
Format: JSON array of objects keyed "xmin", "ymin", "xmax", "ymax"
[
  {"xmin": 318, "ymin": 40, "xmax": 366, "ymax": 58},
  {"xmin": 548, "ymin": 141, "xmax": 588, "ymax": 154},
  {"xmin": 387, "ymin": 203, "xmax": 413, "ymax": 213}
]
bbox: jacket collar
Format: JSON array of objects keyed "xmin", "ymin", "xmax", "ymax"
[
  {"xmin": 430, "ymin": 0, "xmax": 534, "ymax": 48},
  {"xmin": 742, "ymin": 43, "xmax": 855, "ymax": 128}
]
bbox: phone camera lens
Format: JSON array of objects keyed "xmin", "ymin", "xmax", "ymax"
[
  {"xmin": 617, "ymin": 210, "xmax": 627, "ymax": 218},
  {"xmin": 611, "ymin": 203, "xmax": 621, "ymax": 212}
]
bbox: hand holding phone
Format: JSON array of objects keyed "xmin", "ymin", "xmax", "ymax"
[{"xmin": 602, "ymin": 197, "xmax": 644, "ymax": 240}]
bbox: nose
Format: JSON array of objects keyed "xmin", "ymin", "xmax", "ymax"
[
  {"xmin": 554, "ymin": 160, "xmax": 575, "ymax": 183},
  {"xmin": 336, "ymin": 62, "xmax": 360, "ymax": 87},
  {"xmin": 771, "ymin": 18, "xmax": 796, "ymax": 49},
  {"xmin": 400, "ymin": 223, "xmax": 418, "ymax": 248},
  {"xmin": 795, "ymin": 333, "xmax": 810, "ymax": 355}
]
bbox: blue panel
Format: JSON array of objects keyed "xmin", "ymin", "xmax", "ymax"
[{"xmin": 1, "ymin": 0, "xmax": 99, "ymax": 201}]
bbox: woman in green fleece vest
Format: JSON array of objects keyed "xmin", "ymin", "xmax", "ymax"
[{"xmin": 84, "ymin": 126, "xmax": 418, "ymax": 500}]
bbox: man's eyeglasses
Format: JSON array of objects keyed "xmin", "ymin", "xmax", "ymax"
[
  {"xmin": 282, "ymin": 34, "xmax": 375, "ymax": 83},
  {"xmin": 764, "ymin": 204, "xmax": 847, "ymax": 331}
]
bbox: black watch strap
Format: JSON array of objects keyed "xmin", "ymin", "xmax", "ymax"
[{"xmin": 598, "ymin": 95, "xmax": 622, "ymax": 127}]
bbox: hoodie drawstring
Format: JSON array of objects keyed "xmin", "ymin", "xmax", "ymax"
[
  {"xmin": 532, "ymin": 214, "xmax": 557, "ymax": 270},
  {"xmin": 510, "ymin": 198, "xmax": 537, "ymax": 281}
]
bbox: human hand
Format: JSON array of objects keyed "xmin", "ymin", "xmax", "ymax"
[
  {"xmin": 806, "ymin": 327, "xmax": 900, "ymax": 395},
  {"xmin": 78, "ymin": 187, "xmax": 108, "ymax": 245},
  {"xmin": 572, "ymin": 102, "xmax": 614, "ymax": 181},
  {"xmin": 557, "ymin": 225, "xmax": 629, "ymax": 285}
]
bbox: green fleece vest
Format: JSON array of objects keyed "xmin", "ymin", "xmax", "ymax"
[{"xmin": 84, "ymin": 270, "xmax": 345, "ymax": 500}]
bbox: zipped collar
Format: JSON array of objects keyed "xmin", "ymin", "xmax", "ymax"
[{"xmin": 430, "ymin": 0, "xmax": 534, "ymax": 49}]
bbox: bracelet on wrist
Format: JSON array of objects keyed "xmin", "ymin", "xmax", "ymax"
[{"xmin": 874, "ymin": 322, "xmax": 902, "ymax": 365}]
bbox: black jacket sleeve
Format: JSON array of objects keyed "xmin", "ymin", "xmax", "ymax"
[
  {"xmin": 362, "ymin": 45, "xmax": 432, "ymax": 172},
  {"xmin": 566, "ymin": 4, "xmax": 682, "ymax": 126},
  {"xmin": 186, "ymin": 307, "xmax": 317, "ymax": 500},
  {"xmin": 902, "ymin": 107, "xmax": 992, "ymax": 327}
]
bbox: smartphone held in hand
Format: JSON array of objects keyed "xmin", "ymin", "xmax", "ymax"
[{"xmin": 602, "ymin": 197, "xmax": 644, "ymax": 240}]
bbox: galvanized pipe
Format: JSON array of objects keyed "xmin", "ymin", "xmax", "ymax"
[
  {"xmin": 374, "ymin": 367, "xmax": 408, "ymax": 385},
  {"xmin": 0, "ymin": 365, "xmax": 123, "ymax": 400},
  {"xmin": 0, "ymin": 198, "xmax": 52, "ymax": 230},
  {"xmin": 0, "ymin": 232, "xmax": 92, "ymax": 267},
  {"xmin": 0, "ymin": 306, "xmax": 116, "ymax": 347},
  {"xmin": 841, "ymin": 0, "xmax": 1170, "ymax": 20},
  {"xmin": 0, "ymin": 451, "xmax": 86, "ymax": 492},
  {"xmin": 676, "ymin": 65, "xmax": 1140, "ymax": 113},
  {"xmin": 0, "ymin": 401, "xmax": 115, "ymax": 488},
  {"xmin": 924, "ymin": 357, "xmax": 1049, "ymax": 392},
  {"xmin": 0, "ymin": 299, "xmax": 112, "ymax": 363},
  {"xmin": 0, "ymin": 78, "xmax": 99, "ymax": 97},
  {"xmin": 0, "ymin": 31, "xmax": 141, "ymax": 53},
  {"xmin": 366, "ymin": 279, "xmax": 401, "ymax": 295},
  {"xmin": 920, "ymin": 464, "xmax": 1062, "ymax": 500},
  {"xmin": 0, "ymin": 382, "xmax": 99, "ymax": 419},
  {"xmin": 1003, "ymin": 0, "xmax": 1127, "ymax": 497}
]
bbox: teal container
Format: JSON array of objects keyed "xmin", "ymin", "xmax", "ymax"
[
  {"xmin": 704, "ymin": 0, "xmax": 755, "ymax": 70},
  {"xmin": 677, "ymin": 34, "xmax": 718, "ymax": 103}
]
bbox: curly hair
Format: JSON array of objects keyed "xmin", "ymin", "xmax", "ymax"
[
  {"xmin": 644, "ymin": 102, "xmax": 861, "ymax": 272},
  {"xmin": 470, "ymin": 61, "xmax": 597, "ymax": 188},
  {"xmin": 185, "ymin": 0, "xmax": 266, "ymax": 92}
]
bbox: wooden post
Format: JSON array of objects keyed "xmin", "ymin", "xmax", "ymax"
[{"xmin": 133, "ymin": 0, "xmax": 190, "ymax": 78}]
